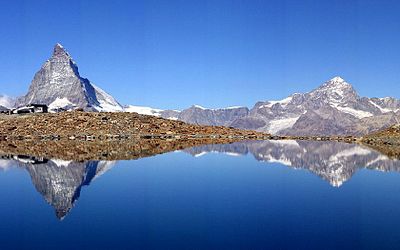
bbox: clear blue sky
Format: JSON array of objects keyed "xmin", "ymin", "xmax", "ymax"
[{"xmin": 1, "ymin": 0, "xmax": 400, "ymax": 109}]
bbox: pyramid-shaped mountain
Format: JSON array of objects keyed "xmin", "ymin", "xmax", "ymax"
[{"xmin": 16, "ymin": 43, "xmax": 122, "ymax": 112}]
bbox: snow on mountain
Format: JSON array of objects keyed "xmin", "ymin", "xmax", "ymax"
[
  {"xmin": 91, "ymin": 84, "xmax": 123, "ymax": 112},
  {"xmin": 163, "ymin": 76, "xmax": 400, "ymax": 136},
  {"xmin": 48, "ymin": 97, "xmax": 76, "ymax": 112},
  {"xmin": 259, "ymin": 96, "xmax": 294, "ymax": 109},
  {"xmin": 0, "ymin": 95, "xmax": 15, "ymax": 108},
  {"xmin": 51, "ymin": 159, "xmax": 73, "ymax": 167},
  {"xmin": 124, "ymin": 105, "xmax": 164, "ymax": 116},
  {"xmin": 267, "ymin": 116, "xmax": 301, "ymax": 134}
]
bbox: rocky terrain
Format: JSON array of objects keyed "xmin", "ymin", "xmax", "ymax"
[
  {"xmin": 360, "ymin": 124, "xmax": 400, "ymax": 158},
  {"xmin": 0, "ymin": 111, "xmax": 267, "ymax": 141}
]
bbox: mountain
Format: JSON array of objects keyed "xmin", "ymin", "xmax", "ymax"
[
  {"xmin": 16, "ymin": 43, "xmax": 123, "ymax": 112},
  {"xmin": 168, "ymin": 105, "xmax": 249, "ymax": 126},
  {"xmin": 152, "ymin": 77, "xmax": 400, "ymax": 136},
  {"xmin": 0, "ymin": 95, "xmax": 15, "ymax": 108},
  {"xmin": 184, "ymin": 140, "xmax": 400, "ymax": 187}
]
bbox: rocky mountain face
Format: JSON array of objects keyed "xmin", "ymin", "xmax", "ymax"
[
  {"xmin": 124, "ymin": 105, "xmax": 250, "ymax": 126},
  {"xmin": 157, "ymin": 77, "xmax": 400, "ymax": 136},
  {"xmin": 170, "ymin": 105, "xmax": 249, "ymax": 126},
  {"xmin": 15, "ymin": 44, "xmax": 122, "ymax": 112},
  {"xmin": 185, "ymin": 140, "xmax": 400, "ymax": 187}
]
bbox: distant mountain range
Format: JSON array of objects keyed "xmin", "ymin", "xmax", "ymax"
[
  {"xmin": 2, "ymin": 43, "xmax": 400, "ymax": 136},
  {"xmin": 130, "ymin": 76, "xmax": 400, "ymax": 136},
  {"xmin": 159, "ymin": 77, "xmax": 400, "ymax": 136}
]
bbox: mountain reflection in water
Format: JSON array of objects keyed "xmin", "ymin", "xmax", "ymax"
[
  {"xmin": 0, "ymin": 155, "xmax": 115, "ymax": 219},
  {"xmin": 185, "ymin": 140, "xmax": 400, "ymax": 187},
  {"xmin": 0, "ymin": 140, "xmax": 399, "ymax": 219}
]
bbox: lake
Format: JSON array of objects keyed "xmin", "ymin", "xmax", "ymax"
[{"xmin": 1, "ymin": 140, "xmax": 400, "ymax": 249}]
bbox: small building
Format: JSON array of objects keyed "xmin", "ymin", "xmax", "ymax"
[{"xmin": 11, "ymin": 104, "xmax": 48, "ymax": 114}]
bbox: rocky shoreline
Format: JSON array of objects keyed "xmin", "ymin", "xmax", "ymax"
[
  {"xmin": 0, "ymin": 138, "xmax": 251, "ymax": 161},
  {"xmin": 0, "ymin": 112, "xmax": 364, "ymax": 143},
  {"xmin": 3, "ymin": 111, "xmax": 400, "ymax": 161},
  {"xmin": 0, "ymin": 111, "xmax": 269, "ymax": 141},
  {"xmin": 358, "ymin": 124, "xmax": 400, "ymax": 158}
]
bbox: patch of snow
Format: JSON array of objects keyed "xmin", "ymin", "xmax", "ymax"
[
  {"xmin": 51, "ymin": 159, "xmax": 72, "ymax": 167},
  {"xmin": 330, "ymin": 76, "xmax": 345, "ymax": 83},
  {"xmin": 369, "ymin": 100, "xmax": 394, "ymax": 113},
  {"xmin": 48, "ymin": 97, "xmax": 75, "ymax": 111},
  {"xmin": 269, "ymin": 140, "xmax": 300, "ymax": 147},
  {"xmin": 225, "ymin": 152, "xmax": 242, "ymax": 157},
  {"xmin": 258, "ymin": 153, "xmax": 292, "ymax": 166},
  {"xmin": 194, "ymin": 152, "xmax": 207, "ymax": 157},
  {"xmin": 224, "ymin": 106, "xmax": 245, "ymax": 109},
  {"xmin": 335, "ymin": 106, "xmax": 373, "ymax": 119},
  {"xmin": 329, "ymin": 146, "xmax": 372, "ymax": 163},
  {"xmin": 260, "ymin": 96, "xmax": 293, "ymax": 109},
  {"xmin": 0, "ymin": 95, "xmax": 14, "ymax": 108},
  {"xmin": 268, "ymin": 116, "xmax": 300, "ymax": 134},
  {"xmin": 193, "ymin": 105, "xmax": 207, "ymax": 110},
  {"xmin": 124, "ymin": 105, "xmax": 163, "ymax": 116},
  {"xmin": 93, "ymin": 161, "xmax": 117, "ymax": 180},
  {"xmin": 268, "ymin": 157, "xmax": 292, "ymax": 166},
  {"xmin": 55, "ymin": 43, "xmax": 64, "ymax": 49},
  {"xmin": 192, "ymin": 105, "xmax": 245, "ymax": 111},
  {"xmin": 91, "ymin": 84, "xmax": 123, "ymax": 112},
  {"xmin": 365, "ymin": 155, "xmax": 390, "ymax": 167}
]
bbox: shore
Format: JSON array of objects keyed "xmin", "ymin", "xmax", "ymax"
[{"xmin": 0, "ymin": 111, "xmax": 269, "ymax": 141}]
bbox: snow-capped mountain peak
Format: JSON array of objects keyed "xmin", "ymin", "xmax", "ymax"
[
  {"xmin": 168, "ymin": 76, "xmax": 400, "ymax": 136},
  {"xmin": 53, "ymin": 43, "xmax": 69, "ymax": 56},
  {"xmin": 329, "ymin": 76, "xmax": 346, "ymax": 84},
  {"xmin": 313, "ymin": 76, "xmax": 354, "ymax": 94},
  {"xmin": 308, "ymin": 76, "xmax": 358, "ymax": 106}
]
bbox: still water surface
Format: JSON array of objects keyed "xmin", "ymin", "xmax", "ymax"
[{"xmin": 1, "ymin": 140, "xmax": 400, "ymax": 249}]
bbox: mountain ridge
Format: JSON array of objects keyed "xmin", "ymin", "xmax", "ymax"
[
  {"xmin": 150, "ymin": 76, "xmax": 400, "ymax": 136},
  {"xmin": 2, "ymin": 43, "xmax": 400, "ymax": 136}
]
